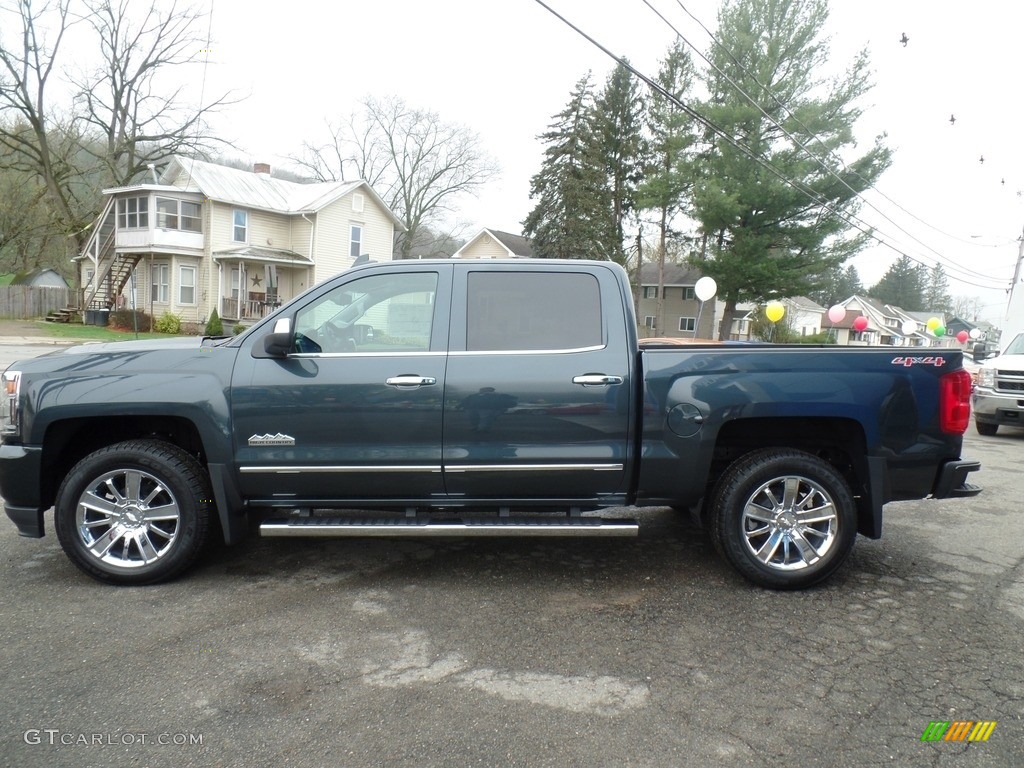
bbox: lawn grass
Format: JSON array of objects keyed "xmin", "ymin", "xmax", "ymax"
[{"xmin": 30, "ymin": 321, "xmax": 183, "ymax": 342}]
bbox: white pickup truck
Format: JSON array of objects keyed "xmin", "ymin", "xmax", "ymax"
[{"xmin": 971, "ymin": 333, "xmax": 1024, "ymax": 435}]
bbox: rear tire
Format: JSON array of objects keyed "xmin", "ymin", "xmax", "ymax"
[
  {"xmin": 709, "ymin": 448, "xmax": 857, "ymax": 590},
  {"xmin": 55, "ymin": 439, "xmax": 212, "ymax": 585}
]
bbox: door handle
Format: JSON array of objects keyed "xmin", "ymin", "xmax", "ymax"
[
  {"xmin": 385, "ymin": 375, "xmax": 437, "ymax": 388},
  {"xmin": 572, "ymin": 374, "xmax": 624, "ymax": 386}
]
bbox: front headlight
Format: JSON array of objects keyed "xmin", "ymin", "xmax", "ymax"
[
  {"xmin": 976, "ymin": 367, "xmax": 995, "ymax": 389},
  {"xmin": 1, "ymin": 370, "xmax": 21, "ymax": 437}
]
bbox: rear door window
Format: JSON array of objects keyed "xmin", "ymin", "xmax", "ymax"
[{"xmin": 466, "ymin": 271, "xmax": 602, "ymax": 352}]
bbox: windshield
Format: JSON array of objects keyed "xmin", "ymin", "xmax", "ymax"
[{"xmin": 1002, "ymin": 334, "xmax": 1024, "ymax": 356}]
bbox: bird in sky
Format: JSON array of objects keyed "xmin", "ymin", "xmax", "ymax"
[
  {"xmin": 949, "ymin": 114, "xmax": 956, "ymax": 125},
  {"xmin": 979, "ymin": 155, "xmax": 985, "ymax": 164},
  {"xmin": 900, "ymin": 33, "xmax": 909, "ymax": 46}
]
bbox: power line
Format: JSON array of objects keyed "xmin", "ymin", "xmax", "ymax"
[
  {"xmin": 674, "ymin": 0, "xmax": 1021, "ymax": 252},
  {"xmin": 531, "ymin": 0, "xmax": 1009, "ymax": 292},
  {"xmin": 651, "ymin": 0, "xmax": 1006, "ymax": 285}
]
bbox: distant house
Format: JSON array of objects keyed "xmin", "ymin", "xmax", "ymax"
[
  {"xmin": 782, "ymin": 296, "xmax": 826, "ymax": 337},
  {"xmin": 74, "ymin": 156, "xmax": 405, "ymax": 325},
  {"xmin": 452, "ymin": 229, "xmax": 534, "ymax": 259},
  {"xmin": 636, "ymin": 263, "xmax": 717, "ymax": 339}
]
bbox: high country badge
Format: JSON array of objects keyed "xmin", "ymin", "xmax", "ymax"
[{"xmin": 247, "ymin": 433, "xmax": 296, "ymax": 447}]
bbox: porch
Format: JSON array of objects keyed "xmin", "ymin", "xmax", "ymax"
[{"xmin": 215, "ymin": 246, "xmax": 313, "ymax": 323}]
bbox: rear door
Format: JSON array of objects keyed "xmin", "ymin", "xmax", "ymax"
[{"xmin": 441, "ymin": 263, "xmax": 633, "ymax": 505}]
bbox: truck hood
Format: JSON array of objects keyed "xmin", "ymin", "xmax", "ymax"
[
  {"xmin": 981, "ymin": 353, "xmax": 1024, "ymax": 369},
  {"xmin": 10, "ymin": 336, "xmax": 237, "ymax": 375}
]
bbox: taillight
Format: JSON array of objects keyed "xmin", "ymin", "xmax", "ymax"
[{"xmin": 939, "ymin": 369, "xmax": 972, "ymax": 434}]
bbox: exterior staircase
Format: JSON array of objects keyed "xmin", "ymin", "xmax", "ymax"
[{"xmin": 80, "ymin": 198, "xmax": 143, "ymax": 312}]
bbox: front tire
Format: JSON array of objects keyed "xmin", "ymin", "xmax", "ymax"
[
  {"xmin": 975, "ymin": 420, "xmax": 998, "ymax": 436},
  {"xmin": 709, "ymin": 449, "xmax": 857, "ymax": 590},
  {"xmin": 55, "ymin": 440, "xmax": 212, "ymax": 585}
]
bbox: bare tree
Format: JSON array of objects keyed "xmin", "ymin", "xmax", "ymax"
[
  {"xmin": 0, "ymin": 0, "xmax": 92, "ymax": 252},
  {"xmin": 0, "ymin": 0, "xmax": 236, "ymax": 264},
  {"xmin": 72, "ymin": 0, "xmax": 237, "ymax": 184},
  {"xmin": 294, "ymin": 96, "xmax": 499, "ymax": 259}
]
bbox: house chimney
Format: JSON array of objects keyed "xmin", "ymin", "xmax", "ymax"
[{"xmin": 253, "ymin": 162, "xmax": 271, "ymax": 174}]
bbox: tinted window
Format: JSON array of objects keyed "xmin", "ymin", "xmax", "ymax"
[{"xmin": 466, "ymin": 271, "xmax": 602, "ymax": 351}]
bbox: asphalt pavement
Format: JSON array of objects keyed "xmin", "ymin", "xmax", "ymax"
[{"xmin": 0, "ymin": 338, "xmax": 1021, "ymax": 768}]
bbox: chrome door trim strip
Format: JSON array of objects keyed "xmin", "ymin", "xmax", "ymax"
[
  {"xmin": 444, "ymin": 463, "xmax": 624, "ymax": 473},
  {"xmin": 240, "ymin": 465, "xmax": 443, "ymax": 474},
  {"xmin": 448, "ymin": 345, "xmax": 606, "ymax": 356}
]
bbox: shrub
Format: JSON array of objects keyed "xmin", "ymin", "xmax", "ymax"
[
  {"xmin": 154, "ymin": 311, "xmax": 182, "ymax": 334},
  {"xmin": 110, "ymin": 309, "xmax": 152, "ymax": 332},
  {"xmin": 204, "ymin": 309, "xmax": 224, "ymax": 336},
  {"xmin": 233, "ymin": 322, "xmax": 245, "ymax": 335},
  {"xmin": 181, "ymin": 322, "xmax": 204, "ymax": 336}
]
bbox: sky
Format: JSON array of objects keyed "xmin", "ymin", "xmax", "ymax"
[{"xmin": 196, "ymin": 0, "xmax": 1024, "ymax": 326}]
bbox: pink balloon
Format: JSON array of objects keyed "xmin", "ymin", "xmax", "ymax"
[
  {"xmin": 852, "ymin": 316, "xmax": 868, "ymax": 332},
  {"xmin": 956, "ymin": 330, "xmax": 969, "ymax": 343},
  {"xmin": 827, "ymin": 304, "xmax": 846, "ymax": 324}
]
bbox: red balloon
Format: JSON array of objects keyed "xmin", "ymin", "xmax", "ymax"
[
  {"xmin": 853, "ymin": 316, "xmax": 868, "ymax": 332},
  {"xmin": 956, "ymin": 330, "xmax": 969, "ymax": 343}
]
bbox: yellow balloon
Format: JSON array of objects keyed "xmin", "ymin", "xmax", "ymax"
[
  {"xmin": 765, "ymin": 301, "xmax": 785, "ymax": 323},
  {"xmin": 926, "ymin": 317, "xmax": 940, "ymax": 332}
]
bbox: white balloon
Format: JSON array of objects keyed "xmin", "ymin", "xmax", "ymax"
[
  {"xmin": 969, "ymin": 328, "xmax": 982, "ymax": 340},
  {"xmin": 901, "ymin": 319, "xmax": 918, "ymax": 335},
  {"xmin": 694, "ymin": 276, "xmax": 717, "ymax": 302}
]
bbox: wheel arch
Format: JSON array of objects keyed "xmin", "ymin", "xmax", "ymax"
[
  {"xmin": 41, "ymin": 416, "xmax": 247, "ymax": 545},
  {"xmin": 707, "ymin": 417, "xmax": 878, "ymax": 538}
]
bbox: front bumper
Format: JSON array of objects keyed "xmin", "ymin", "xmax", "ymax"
[
  {"xmin": 972, "ymin": 390, "xmax": 1024, "ymax": 427},
  {"xmin": 0, "ymin": 443, "xmax": 45, "ymax": 537}
]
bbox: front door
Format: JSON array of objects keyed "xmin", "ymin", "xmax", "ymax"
[{"xmin": 231, "ymin": 264, "xmax": 451, "ymax": 506}]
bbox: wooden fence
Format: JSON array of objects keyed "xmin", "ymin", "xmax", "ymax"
[{"xmin": 0, "ymin": 286, "xmax": 71, "ymax": 319}]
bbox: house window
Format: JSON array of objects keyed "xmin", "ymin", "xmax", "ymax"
[
  {"xmin": 155, "ymin": 198, "xmax": 202, "ymax": 232},
  {"xmin": 643, "ymin": 287, "xmax": 657, "ymax": 299},
  {"xmin": 230, "ymin": 268, "xmax": 240, "ymax": 300},
  {"xmin": 644, "ymin": 316, "xmax": 656, "ymax": 329},
  {"xmin": 156, "ymin": 198, "xmax": 178, "ymax": 229},
  {"xmin": 233, "ymin": 210, "xmax": 247, "ymax": 242},
  {"xmin": 679, "ymin": 317, "xmax": 696, "ymax": 332},
  {"xmin": 179, "ymin": 265, "xmax": 197, "ymax": 305},
  {"xmin": 682, "ymin": 287, "xmax": 696, "ymax": 300},
  {"xmin": 117, "ymin": 196, "xmax": 149, "ymax": 229},
  {"xmin": 350, "ymin": 224, "xmax": 363, "ymax": 259},
  {"xmin": 352, "ymin": 193, "xmax": 364, "ymax": 213},
  {"xmin": 151, "ymin": 263, "xmax": 169, "ymax": 303}
]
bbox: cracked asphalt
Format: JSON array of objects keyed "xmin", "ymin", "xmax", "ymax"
[{"xmin": 0, "ymin": 343, "xmax": 1021, "ymax": 768}]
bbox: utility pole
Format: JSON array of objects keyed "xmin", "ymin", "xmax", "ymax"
[{"xmin": 1003, "ymin": 224, "xmax": 1024, "ymax": 343}]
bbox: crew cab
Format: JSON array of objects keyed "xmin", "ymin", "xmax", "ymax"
[
  {"xmin": 0, "ymin": 259, "xmax": 981, "ymax": 589},
  {"xmin": 971, "ymin": 332, "xmax": 1024, "ymax": 435}
]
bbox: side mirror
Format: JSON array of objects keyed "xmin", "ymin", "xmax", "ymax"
[{"xmin": 257, "ymin": 317, "xmax": 293, "ymax": 358}]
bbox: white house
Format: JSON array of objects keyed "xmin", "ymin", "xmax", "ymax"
[{"xmin": 75, "ymin": 156, "xmax": 405, "ymax": 326}]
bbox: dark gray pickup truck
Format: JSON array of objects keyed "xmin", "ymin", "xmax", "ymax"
[{"xmin": 0, "ymin": 259, "xmax": 981, "ymax": 588}]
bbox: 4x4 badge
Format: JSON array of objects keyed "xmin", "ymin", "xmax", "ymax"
[{"xmin": 248, "ymin": 433, "xmax": 296, "ymax": 447}]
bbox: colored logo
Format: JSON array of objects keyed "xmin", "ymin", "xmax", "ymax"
[{"xmin": 921, "ymin": 721, "xmax": 996, "ymax": 742}]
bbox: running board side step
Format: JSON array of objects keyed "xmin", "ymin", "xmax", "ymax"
[{"xmin": 260, "ymin": 516, "xmax": 639, "ymax": 538}]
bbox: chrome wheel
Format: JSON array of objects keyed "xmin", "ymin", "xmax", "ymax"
[
  {"xmin": 56, "ymin": 440, "xmax": 212, "ymax": 585},
  {"xmin": 740, "ymin": 475, "xmax": 838, "ymax": 571},
  {"xmin": 75, "ymin": 468, "xmax": 181, "ymax": 569},
  {"xmin": 710, "ymin": 448, "xmax": 857, "ymax": 589}
]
